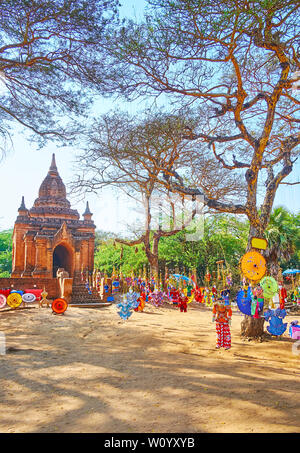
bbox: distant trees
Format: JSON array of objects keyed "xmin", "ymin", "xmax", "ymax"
[
  {"xmin": 93, "ymin": 214, "xmax": 250, "ymax": 283},
  {"xmin": 0, "ymin": 229, "xmax": 12, "ymax": 277},
  {"xmin": 264, "ymin": 207, "xmax": 300, "ymax": 275}
]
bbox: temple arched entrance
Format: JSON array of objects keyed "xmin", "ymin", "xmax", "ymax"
[{"xmin": 53, "ymin": 244, "xmax": 73, "ymax": 278}]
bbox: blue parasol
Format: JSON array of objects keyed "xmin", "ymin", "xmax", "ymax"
[{"xmin": 282, "ymin": 269, "xmax": 300, "ymax": 275}]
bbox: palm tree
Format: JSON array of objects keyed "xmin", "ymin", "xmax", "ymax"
[{"xmin": 264, "ymin": 207, "xmax": 300, "ymax": 277}]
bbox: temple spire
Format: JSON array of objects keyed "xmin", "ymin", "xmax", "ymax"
[
  {"xmin": 19, "ymin": 196, "xmax": 26, "ymax": 210},
  {"xmin": 83, "ymin": 201, "xmax": 93, "ymax": 221},
  {"xmin": 18, "ymin": 196, "xmax": 28, "ymax": 215},
  {"xmin": 49, "ymin": 153, "xmax": 58, "ymax": 173},
  {"xmin": 83, "ymin": 201, "xmax": 92, "ymax": 215}
]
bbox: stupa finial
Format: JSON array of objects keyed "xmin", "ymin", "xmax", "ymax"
[
  {"xmin": 83, "ymin": 201, "xmax": 92, "ymax": 216},
  {"xmin": 49, "ymin": 153, "xmax": 58, "ymax": 173},
  {"xmin": 18, "ymin": 196, "xmax": 27, "ymax": 211}
]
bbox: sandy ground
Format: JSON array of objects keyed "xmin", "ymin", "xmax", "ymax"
[{"xmin": 0, "ymin": 301, "xmax": 299, "ymax": 433}]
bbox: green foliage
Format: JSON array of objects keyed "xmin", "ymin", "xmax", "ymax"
[
  {"xmin": 94, "ymin": 214, "xmax": 250, "ymax": 283},
  {"xmin": 265, "ymin": 207, "xmax": 300, "ymax": 269},
  {"xmin": 0, "ymin": 0, "xmax": 119, "ymax": 152},
  {"xmin": 0, "ymin": 229, "xmax": 12, "ymax": 277}
]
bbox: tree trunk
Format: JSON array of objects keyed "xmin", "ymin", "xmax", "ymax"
[
  {"xmin": 145, "ymin": 243, "xmax": 159, "ymax": 277},
  {"xmin": 241, "ymin": 316, "xmax": 265, "ymax": 338},
  {"xmin": 242, "ymin": 220, "xmax": 266, "ymax": 338}
]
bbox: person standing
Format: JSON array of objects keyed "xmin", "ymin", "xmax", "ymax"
[{"xmin": 212, "ymin": 298, "xmax": 232, "ymax": 349}]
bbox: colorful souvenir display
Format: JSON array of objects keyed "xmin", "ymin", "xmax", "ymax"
[
  {"xmin": 226, "ymin": 272, "xmax": 233, "ymax": 287},
  {"xmin": 22, "ymin": 293, "xmax": 36, "ymax": 303},
  {"xmin": 278, "ymin": 284, "xmax": 287, "ymax": 309},
  {"xmin": 204, "ymin": 287, "xmax": 214, "ymax": 307},
  {"xmin": 134, "ymin": 293, "xmax": 146, "ymax": 312},
  {"xmin": 6, "ymin": 292, "xmax": 23, "ymax": 308},
  {"xmin": 0, "ymin": 289, "xmax": 11, "ymax": 298},
  {"xmin": 264, "ymin": 308, "xmax": 287, "ymax": 336},
  {"xmin": 251, "ymin": 284, "xmax": 265, "ymax": 318},
  {"xmin": 294, "ymin": 286, "xmax": 300, "ymax": 306},
  {"xmin": 150, "ymin": 290, "xmax": 165, "ymax": 308},
  {"xmin": 39, "ymin": 287, "xmax": 50, "ymax": 308},
  {"xmin": 236, "ymin": 286, "xmax": 253, "ymax": 316},
  {"xmin": 178, "ymin": 292, "xmax": 188, "ymax": 312},
  {"xmin": 116, "ymin": 294, "xmax": 136, "ymax": 320},
  {"xmin": 220, "ymin": 288, "xmax": 230, "ymax": 306},
  {"xmin": 289, "ymin": 321, "xmax": 300, "ymax": 340},
  {"xmin": 0, "ymin": 294, "xmax": 7, "ymax": 309},
  {"xmin": 126, "ymin": 289, "xmax": 141, "ymax": 309},
  {"xmin": 24, "ymin": 289, "xmax": 43, "ymax": 301},
  {"xmin": 52, "ymin": 298, "xmax": 68, "ymax": 314},
  {"xmin": 240, "ymin": 250, "xmax": 266, "ymax": 281},
  {"xmin": 260, "ymin": 276, "xmax": 278, "ymax": 298},
  {"xmin": 212, "ymin": 299, "xmax": 232, "ymax": 349},
  {"xmin": 192, "ymin": 286, "xmax": 204, "ymax": 303}
]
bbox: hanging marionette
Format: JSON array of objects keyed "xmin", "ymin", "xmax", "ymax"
[
  {"xmin": 205, "ymin": 268, "xmax": 211, "ymax": 285},
  {"xmin": 251, "ymin": 284, "xmax": 264, "ymax": 318},
  {"xmin": 211, "ymin": 285, "xmax": 218, "ymax": 297},
  {"xmin": 278, "ymin": 282, "xmax": 287, "ymax": 309},
  {"xmin": 220, "ymin": 288, "xmax": 231, "ymax": 306},
  {"xmin": 192, "ymin": 285, "xmax": 203, "ymax": 303},
  {"xmin": 226, "ymin": 270, "xmax": 233, "ymax": 287},
  {"xmin": 242, "ymin": 276, "xmax": 249, "ymax": 298},
  {"xmin": 178, "ymin": 290, "xmax": 188, "ymax": 312},
  {"xmin": 203, "ymin": 287, "xmax": 211, "ymax": 306},
  {"xmin": 212, "ymin": 298, "xmax": 232, "ymax": 350}
]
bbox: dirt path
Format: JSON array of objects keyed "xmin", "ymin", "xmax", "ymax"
[{"xmin": 0, "ymin": 302, "xmax": 299, "ymax": 433}]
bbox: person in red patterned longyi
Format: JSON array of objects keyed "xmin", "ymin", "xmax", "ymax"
[{"xmin": 212, "ymin": 298, "xmax": 232, "ymax": 349}]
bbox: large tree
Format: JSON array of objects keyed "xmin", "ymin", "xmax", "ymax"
[
  {"xmin": 0, "ymin": 0, "xmax": 119, "ymax": 154},
  {"xmin": 72, "ymin": 111, "xmax": 219, "ymax": 275},
  {"xmin": 96, "ymin": 0, "xmax": 300, "ymax": 263}
]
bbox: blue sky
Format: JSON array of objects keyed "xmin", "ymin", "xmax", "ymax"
[{"xmin": 0, "ymin": 0, "xmax": 299, "ymax": 232}]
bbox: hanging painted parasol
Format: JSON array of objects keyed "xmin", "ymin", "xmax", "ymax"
[
  {"xmin": 282, "ymin": 269, "xmax": 300, "ymax": 275},
  {"xmin": 260, "ymin": 276, "xmax": 278, "ymax": 299},
  {"xmin": 0, "ymin": 294, "xmax": 7, "ymax": 309},
  {"xmin": 6, "ymin": 292, "xmax": 23, "ymax": 308},
  {"xmin": 240, "ymin": 250, "xmax": 267, "ymax": 281}
]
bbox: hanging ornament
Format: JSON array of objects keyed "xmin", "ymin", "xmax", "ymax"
[
  {"xmin": 260, "ymin": 276, "xmax": 278, "ymax": 299},
  {"xmin": 205, "ymin": 268, "xmax": 211, "ymax": 284},
  {"xmin": 240, "ymin": 250, "xmax": 266, "ymax": 282},
  {"xmin": 236, "ymin": 286, "xmax": 252, "ymax": 316},
  {"xmin": 264, "ymin": 308, "xmax": 287, "ymax": 336},
  {"xmin": 126, "ymin": 288, "xmax": 140, "ymax": 309},
  {"xmin": 150, "ymin": 289, "xmax": 165, "ymax": 307},
  {"xmin": 116, "ymin": 291, "xmax": 139, "ymax": 320},
  {"xmin": 220, "ymin": 288, "xmax": 231, "ymax": 306}
]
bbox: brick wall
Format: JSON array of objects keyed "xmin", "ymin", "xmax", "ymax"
[{"xmin": 0, "ymin": 278, "xmax": 59, "ymax": 299}]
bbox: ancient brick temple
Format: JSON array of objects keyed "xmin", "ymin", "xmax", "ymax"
[{"xmin": 11, "ymin": 154, "xmax": 95, "ymax": 279}]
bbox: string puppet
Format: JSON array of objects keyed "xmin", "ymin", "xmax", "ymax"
[{"xmin": 278, "ymin": 283, "xmax": 287, "ymax": 309}]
